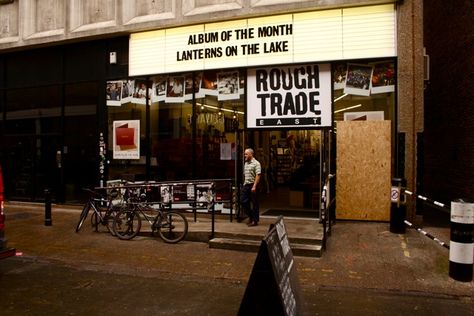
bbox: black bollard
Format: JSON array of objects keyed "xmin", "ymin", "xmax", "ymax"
[
  {"xmin": 44, "ymin": 189, "xmax": 52, "ymax": 226},
  {"xmin": 449, "ymin": 199, "xmax": 473, "ymax": 282},
  {"xmin": 390, "ymin": 178, "xmax": 407, "ymax": 234}
]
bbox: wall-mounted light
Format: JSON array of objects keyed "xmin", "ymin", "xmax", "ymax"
[
  {"xmin": 423, "ymin": 47, "xmax": 430, "ymax": 81},
  {"xmin": 109, "ymin": 52, "xmax": 117, "ymax": 64}
]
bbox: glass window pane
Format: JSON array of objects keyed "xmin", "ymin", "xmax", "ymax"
[{"xmin": 63, "ymin": 82, "xmax": 98, "ymax": 201}]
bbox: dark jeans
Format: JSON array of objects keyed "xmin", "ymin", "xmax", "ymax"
[{"xmin": 240, "ymin": 184, "xmax": 259, "ymax": 223}]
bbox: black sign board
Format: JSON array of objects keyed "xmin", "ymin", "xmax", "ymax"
[{"xmin": 238, "ymin": 216, "xmax": 302, "ymax": 316}]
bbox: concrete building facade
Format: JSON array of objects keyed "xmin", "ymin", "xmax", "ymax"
[{"xmin": 0, "ymin": 0, "xmax": 425, "ymax": 223}]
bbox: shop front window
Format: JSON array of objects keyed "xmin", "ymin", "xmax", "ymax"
[
  {"xmin": 194, "ymin": 69, "xmax": 245, "ymax": 180},
  {"xmin": 332, "ymin": 60, "xmax": 396, "ymax": 122},
  {"xmin": 3, "ymin": 85, "xmax": 62, "ymax": 200},
  {"xmin": 106, "ymin": 70, "xmax": 245, "ymax": 184},
  {"xmin": 107, "ymin": 94, "xmax": 148, "ymax": 182},
  {"xmin": 63, "ymin": 82, "xmax": 98, "ymax": 202}
]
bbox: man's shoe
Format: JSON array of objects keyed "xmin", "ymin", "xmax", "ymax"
[{"xmin": 247, "ymin": 221, "xmax": 258, "ymax": 227}]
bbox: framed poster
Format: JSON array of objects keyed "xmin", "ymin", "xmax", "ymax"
[
  {"xmin": 344, "ymin": 63, "xmax": 373, "ymax": 97},
  {"xmin": 166, "ymin": 75, "xmax": 185, "ymax": 103},
  {"xmin": 371, "ymin": 61, "xmax": 395, "ymax": 94},
  {"xmin": 113, "ymin": 120, "xmax": 140, "ymax": 159},
  {"xmin": 106, "ymin": 81, "xmax": 123, "ymax": 106},
  {"xmin": 217, "ymin": 71, "xmax": 240, "ymax": 101}
]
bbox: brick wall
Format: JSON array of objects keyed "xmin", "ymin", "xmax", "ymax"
[{"xmin": 423, "ymin": 0, "xmax": 474, "ymax": 203}]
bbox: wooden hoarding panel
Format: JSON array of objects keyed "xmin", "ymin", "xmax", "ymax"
[{"xmin": 336, "ymin": 121, "xmax": 391, "ymax": 221}]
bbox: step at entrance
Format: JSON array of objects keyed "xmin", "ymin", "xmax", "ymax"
[
  {"xmin": 207, "ymin": 217, "xmax": 325, "ymax": 258},
  {"xmin": 209, "ymin": 237, "xmax": 323, "ymax": 257}
]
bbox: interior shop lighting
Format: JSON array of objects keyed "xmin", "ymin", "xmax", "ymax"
[
  {"xmin": 196, "ymin": 102, "xmax": 244, "ymax": 115},
  {"xmin": 333, "ymin": 93, "xmax": 348, "ymax": 103},
  {"xmin": 334, "ymin": 104, "xmax": 362, "ymax": 114}
]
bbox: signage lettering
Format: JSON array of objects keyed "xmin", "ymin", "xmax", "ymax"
[
  {"xmin": 257, "ymin": 24, "xmax": 293, "ymax": 37},
  {"xmin": 247, "ymin": 63, "xmax": 332, "ymax": 129},
  {"xmin": 177, "ymin": 47, "xmax": 223, "ymax": 61},
  {"xmin": 176, "ymin": 23, "xmax": 293, "ymax": 62},
  {"xmin": 256, "ymin": 66, "xmax": 320, "ymax": 91},
  {"xmin": 188, "ymin": 32, "xmax": 219, "ymax": 45}
]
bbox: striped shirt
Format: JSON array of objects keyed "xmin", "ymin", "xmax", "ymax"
[{"xmin": 244, "ymin": 158, "xmax": 261, "ymax": 185}]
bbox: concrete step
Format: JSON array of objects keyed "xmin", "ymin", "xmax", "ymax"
[
  {"xmin": 209, "ymin": 237, "xmax": 323, "ymax": 258},
  {"xmin": 211, "ymin": 229, "xmax": 324, "ymax": 245}
]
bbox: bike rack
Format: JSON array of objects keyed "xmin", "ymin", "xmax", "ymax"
[{"xmin": 94, "ymin": 178, "xmax": 234, "ymax": 239}]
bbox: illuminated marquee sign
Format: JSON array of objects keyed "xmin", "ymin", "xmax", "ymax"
[
  {"xmin": 130, "ymin": 4, "xmax": 396, "ymax": 76},
  {"xmin": 247, "ymin": 64, "xmax": 332, "ymax": 129}
]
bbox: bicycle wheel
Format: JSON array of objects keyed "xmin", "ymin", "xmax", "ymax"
[
  {"xmin": 91, "ymin": 204, "xmax": 121, "ymax": 235},
  {"xmin": 113, "ymin": 208, "xmax": 142, "ymax": 240},
  {"xmin": 157, "ymin": 211, "xmax": 188, "ymax": 243},
  {"xmin": 104, "ymin": 204, "xmax": 123, "ymax": 236},
  {"xmin": 75, "ymin": 202, "xmax": 91, "ymax": 232},
  {"xmin": 91, "ymin": 212, "xmax": 100, "ymax": 231}
]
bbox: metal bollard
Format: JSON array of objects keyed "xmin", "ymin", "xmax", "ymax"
[
  {"xmin": 449, "ymin": 199, "xmax": 473, "ymax": 282},
  {"xmin": 44, "ymin": 189, "xmax": 52, "ymax": 226},
  {"xmin": 390, "ymin": 178, "xmax": 407, "ymax": 234}
]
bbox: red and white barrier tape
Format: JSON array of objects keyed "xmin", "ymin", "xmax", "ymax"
[
  {"xmin": 403, "ymin": 190, "xmax": 450, "ymax": 210},
  {"xmin": 404, "ymin": 220, "xmax": 450, "ymax": 250}
]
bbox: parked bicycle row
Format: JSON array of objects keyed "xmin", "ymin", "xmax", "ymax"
[
  {"xmin": 74, "ymin": 179, "xmax": 234, "ymax": 243},
  {"xmin": 75, "ymin": 187, "xmax": 188, "ymax": 243}
]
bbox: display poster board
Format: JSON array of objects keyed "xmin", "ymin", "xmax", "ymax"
[
  {"xmin": 239, "ymin": 216, "xmax": 302, "ymax": 316},
  {"xmin": 112, "ymin": 120, "xmax": 140, "ymax": 159},
  {"xmin": 247, "ymin": 63, "xmax": 332, "ymax": 129}
]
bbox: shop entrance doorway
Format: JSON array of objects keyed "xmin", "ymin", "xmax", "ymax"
[
  {"xmin": 1, "ymin": 133, "xmax": 63, "ymax": 202},
  {"xmin": 244, "ymin": 129, "xmax": 330, "ymax": 219}
]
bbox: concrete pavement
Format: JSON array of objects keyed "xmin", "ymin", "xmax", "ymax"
[{"xmin": 3, "ymin": 202, "xmax": 473, "ymax": 305}]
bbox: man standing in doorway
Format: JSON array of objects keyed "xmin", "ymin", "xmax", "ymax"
[{"xmin": 241, "ymin": 148, "xmax": 261, "ymax": 226}]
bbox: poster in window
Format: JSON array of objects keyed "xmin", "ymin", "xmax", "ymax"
[
  {"xmin": 184, "ymin": 72, "xmax": 204, "ymax": 100},
  {"xmin": 113, "ymin": 120, "xmax": 140, "ymax": 159},
  {"xmin": 370, "ymin": 61, "xmax": 395, "ymax": 94},
  {"xmin": 333, "ymin": 63, "xmax": 347, "ymax": 90},
  {"xmin": 217, "ymin": 71, "xmax": 240, "ymax": 101},
  {"xmin": 201, "ymin": 70, "xmax": 218, "ymax": 96},
  {"xmin": 344, "ymin": 64, "xmax": 373, "ymax": 97},
  {"xmin": 343, "ymin": 111, "xmax": 384, "ymax": 121},
  {"xmin": 220, "ymin": 143, "xmax": 232, "ymax": 160},
  {"xmin": 161, "ymin": 186, "xmax": 172, "ymax": 205},
  {"xmin": 121, "ymin": 80, "xmax": 134, "ymax": 104},
  {"xmin": 152, "ymin": 76, "xmax": 167, "ymax": 102},
  {"xmin": 133, "ymin": 79, "xmax": 152, "ymax": 105},
  {"xmin": 166, "ymin": 75, "xmax": 185, "ymax": 103},
  {"xmin": 239, "ymin": 69, "xmax": 246, "ymax": 96},
  {"xmin": 106, "ymin": 81, "xmax": 123, "ymax": 106}
]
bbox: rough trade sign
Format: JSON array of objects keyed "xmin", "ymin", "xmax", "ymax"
[{"xmin": 247, "ymin": 64, "xmax": 332, "ymax": 129}]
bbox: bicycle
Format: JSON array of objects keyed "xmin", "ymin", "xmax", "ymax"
[
  {"xmin": 112, "ymin": 193, "xmax": 188, "ymax": 243},
  {"xmin": 75, "ymin": 188, "xmax": 123, "ymax": 234}
]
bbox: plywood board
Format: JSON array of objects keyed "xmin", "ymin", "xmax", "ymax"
[{"xmin": 336, "ymin": 121, "xmax": 391, "ymax": 221}]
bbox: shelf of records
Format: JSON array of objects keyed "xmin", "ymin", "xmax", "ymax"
[
  {"xmin": 104, "ymin": 179, "xmax": 234, "ymax": 214},
  {"xmin": 275, "ymin": 148, "xmax": 292, "ymax": 184}
]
